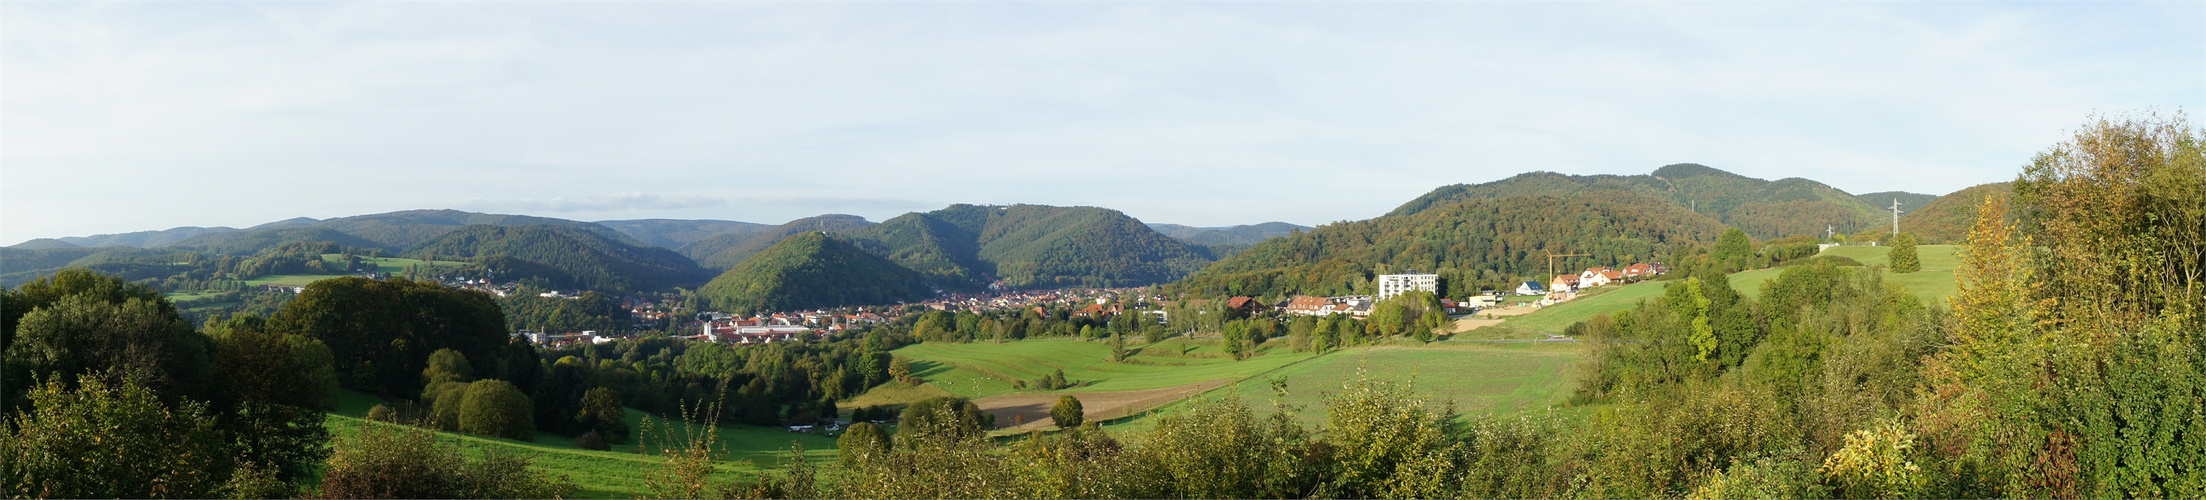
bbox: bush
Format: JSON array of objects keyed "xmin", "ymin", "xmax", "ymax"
[
  {"xmin": 458, "ymin": 379, "xmax": 533, "ymax": 441},
  {"xmin": 837, "ymin": 422, "xmax": 893, "ymax": 466},
  {"xmin": 575, "ymin": 430, "xmax": 610, "ymax": 451},
  {"xmin": 574, "ymin": 387, "xmax": 629, "ymax": 444},
  {"xmin": 0, "ymin": 374, "xmax": 229, "ymax": 499},
  {"xmin": 367, "ymin": 404, "xmax": 399, "ymax": 423},
  {"xmin": 898, "ymin": 397, "xmax": 992, "ymax": 448},
  {"xmin": 1051, "ymin": 395, "xmax": 1084, "ymax": 428},
  {"xmin": 1887, "ymin": 233, "xmax": 1920, "ymax": 273}
]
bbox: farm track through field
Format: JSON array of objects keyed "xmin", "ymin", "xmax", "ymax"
[{"xmin": 977, "ymin": 379, "xmax": 1235, "ymax": 432}]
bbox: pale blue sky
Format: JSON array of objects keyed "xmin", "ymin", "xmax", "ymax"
[{"xmin": 4, "ymin": 1, "xmax": 2201, "ymax": 243}]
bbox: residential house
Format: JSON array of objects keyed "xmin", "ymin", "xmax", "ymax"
[
  {"xmin": 1516, "ymin": 281, "xmax": 1547, "ymax": 296},
  {"xmin": 1284, "ymin": 296, "xmax": 1333, "ymax": 316},
  {"xmin": 1579, "ymin": 268, "xmax": 1613, "ymax": 288},
  {"xmin": 1551, "ymin": 274, "xmax": 1581, "ymax": 293}
]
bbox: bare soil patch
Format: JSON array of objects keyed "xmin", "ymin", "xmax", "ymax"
[{"xmin": 976, "ymin": 379, "xmax": 1232, "ymax": 432}]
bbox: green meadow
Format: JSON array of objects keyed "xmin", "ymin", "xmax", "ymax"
[
  {"xmin": 317, "ymin": 254, "xmax": 471, "ymax": 275},
  {"xmin": 1731, "ymin": 244, "xmax": 1961, "ymax": 304},
  {"xmin": 1206, "ymin": 343, "xmax": 1586, "ymax": 424},
  {"xmin": 1498, "ymin": 280, "xmax": 1668, "ymax": 335},
  {"xmin": 872, "ymin": 338, "xmax": 1317, "ymax": 402}
]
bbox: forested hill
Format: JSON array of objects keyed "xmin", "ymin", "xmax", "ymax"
[
  {"xmin": 694, "ymin": 232, "xmax": 933, "ymax": 314},
  {"xmin": 409, "ymin": 225, "xmax": 712, "ymax": 292},
  {"xmin": 1176, "ymin": 191, "xmax": 1728, "ymax": 298},
  {"xmin": 839, "ymin": 204, "xmax": 1217, "ymax": 290},
  {"xmin": 1147, "ymin": 221, "xmax": 1310, "ymax": 246},
  {"xmin": 678, "ymin": 214, "xmax": 876, "ymax": 270},
  {"xmin": 56, "ymin": 226, "xmax": 239, "ymax": 248},
  {"xmin": 1854, "ymin": 190, "xmax": 1938, "ymax": 211},
  {"xmin": 594, "ymin": 219, "xmax": 769, "ymax": 249},
  {"xmin": 1899, "ymin": 182, "xmax": 2015, "ymax": 243},
  {"xmin": 1388, "ymin": 163, "xmax": 1888, "ymax": 239}
]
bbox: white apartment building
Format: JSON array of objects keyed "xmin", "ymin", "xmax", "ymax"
[{"xmin": 1375, "ymin": 273, "xmax": 1439, "ymax": 300}]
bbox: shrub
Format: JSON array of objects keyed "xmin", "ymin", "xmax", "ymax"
[
  {"xmin": 898, "ymin": 397, "xmax": 992, "ymax": 448},
  {"xmin": 1051, "ymin": 395, "xmax": 1084, "ymax": 428},
  {"xmin": 837, "ymin": 422, "xmax": 893, "ymax": 466},
  {"xmin": 575, "ymin": 430, "xmax": 610, "ymax": 451},
  {"xmin": 367, "ymin": 404, "xmax": 399, "ymax": 423},
  {"xmin": 0, "ymin": 374, "xmax": 229, "ymax": 499},
  {"xmin": 458, "ymin": 379, "xmax": 533, "ymax": 441}
]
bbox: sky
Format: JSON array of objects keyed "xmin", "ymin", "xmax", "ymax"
[{"xmin": 4, "ymin": 1, "xmax": 2202, "ymax": 244}]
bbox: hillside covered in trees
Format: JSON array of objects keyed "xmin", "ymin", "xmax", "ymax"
[
  {"xmin": 839, "ymin": 204, "xmax": 1218, "ymax": 291},
  {"xmin": 1898, "ymin": 182, "xmax": 2016, "ymax": 243},
  {"xmin": 594, "ymin": 219, "xmax": 769, "ymax": 249},
  {"xmin": 695, "ymin": 232, "xmax": 934, "ymax": 314},
  {"xmin": 409, "ymin": 225, "xmax": 712, "ymax": 293},
  {"xmin": 679, "ymin": 214, "xmax": 877, "ymax": 270},
  {"xmin": 1178, "ymin": 191, "xmax": 1729, "ymax": 298},
  {"xmin": 1390, "ymin": 164, "xmax": 1889, "ymax": 239}
]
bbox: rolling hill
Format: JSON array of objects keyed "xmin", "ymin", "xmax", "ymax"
[
  {"xmin": 838, "ymin": 204, "xmax": 1218, "ymax": 290},
  {"xmin": 1854, "ymin": 191, "xmax": 1938, "ymax": 212},
  {"xmin": 1147, "ymin": 222, "xmax": 1310, "ymax": 246},
  {"xmin": 1389, "ymin": 164, "xmax": 1888, "ymax": 239},
  {"xmin": 1898, "ymin": 182, "xmax": 2015, "ymax": 243},
  {"xmin": 679, "ymin": 214, "xmax": 876, "ymax": 270},
  {"xmin": 695, "ymin": 232, "xmax": 934, "ymax": 314},
  {"xmin": 54, "ymin": 226, "xmax": 239, "ymax": 248},
  {"xmin": 1177, "ymin": 191, "xmax": 1729, "ymax": 298},
  {"xmin": 410, "ymin": 225, "xmax": 713, "ymax": 292},
  {"xmin": 593, "ymin": 219, "xmax": 769, "ymax": 249}
]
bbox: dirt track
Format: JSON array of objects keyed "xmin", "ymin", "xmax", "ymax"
[{"xmin": 975, "ymin": 379, "xmax": 1232, "ymax": 431}]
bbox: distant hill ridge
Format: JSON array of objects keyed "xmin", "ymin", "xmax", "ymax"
[
  {"xmin": 837, "ymin": 204, "xmax": 1218, "ymax": 291},
  {"xmin": 1391, "ymin": 163, "xmax": 1889, "ymax": 239},
  {"xmin": 1179, "ymin": 190, "xmax": 1728, "ymax": 297},
  {"xmin": 410, "ymin": 224, "xmax": 712, "ymax": 292},
  {"xmin": 1147, "ymin": 221, "xmax": 1310, "ymax": 246}
]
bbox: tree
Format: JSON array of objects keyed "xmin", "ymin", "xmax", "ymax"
[
  {"xmin": 459, "ymin": 379, "xmax": 534, "ymax": 441},
  {"xmin": 1712, "ymin": 228, "xmax": 1754, "ymax": 272},
  {"xmin": 898, "ymin": 397, "xmax": 991, "ymax": 448},
  {"xmin": 1109, "ymin": 331, "xmax": 1130, "ymax": 362},
  {"xmin": 273, "ymin": 277, "xmax": 507, "ymax": 399},
  {"xmin": 837, "ymin": 422, "xmax": 893, "ymax": 466},
  {"xmin": 207, "ymin": 315, "xmax": 339, "ymax": 487},
  {"xmin": 576, "ymin": 387, "xmax": 630, "ymax": 444},
  {"xmin": 4, "ymin": 289, "xmax": 214, "ymax": 411},
  {"xmin": 423, "ymin": 348, "xmax": 474, "ymax": 385},
  {"xmin": 888, "ymin": 355, "xmax": 916, "ymax": 385},
  {"xmin": 0, "ymin": 374, "xmax": 230, "ymax": 499},
  {"xmin": 1887, "ymin": 233, "xmax": 1920, "ymax": 273},
  {"xmin": 1051, "ymin": 395, "xmax": 1085, "ymax": 428}
]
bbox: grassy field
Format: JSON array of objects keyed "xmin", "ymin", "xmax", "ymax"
[
  {"xmin": 1731, "ymin": 245, "xmax": 1961, "ymax": 304},
  {"xmin": 319, "ymin": 254, "xmax": 470, "ymax": 275},
  {"xmin": 327, "ymin": 390, "xmax": 834, "ymax": 499},
  {"xmin": 1498, "ymin": 280, "xmax": 1668, "ymax": 335},
  {"xmin": 1150, "ymin": 342, "xmax": 1587, "ymax": 427},
  {"xmin": 855, "ymin": 339, "xmax": 1316, "ymax": 405}
]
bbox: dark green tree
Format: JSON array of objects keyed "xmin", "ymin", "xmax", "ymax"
[
  {"xmin": 1051, "ymin": 395, "xmax": 1085, "ymax": 428},
  {"xmin": 206, "ymin": 315, "xmax": 339, "ymax": 487},
  {"xmin": 575, "ymin": 387, "xmax": 630, "ymax": 444},
  {"xmin": 273, "ymin": 277, "xmax": 507, "ymax": 399}
]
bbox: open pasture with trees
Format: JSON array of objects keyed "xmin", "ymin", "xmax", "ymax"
[
  {"xmin": 856, "ymin": 338, "xmax": 1317, "ymax": 404},
  {"xmin": 1201, "ymin": 343, "xmax": 1585, "ymax": 425}
]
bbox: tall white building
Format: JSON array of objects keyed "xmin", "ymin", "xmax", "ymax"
[{"xmin": 1375, "ymin": 273, "xmax": 1439, "ymax": 300}]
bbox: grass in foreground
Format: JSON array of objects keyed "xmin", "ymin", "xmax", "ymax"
[{"xmin": 327, "ymin": 390, "xmax": 834, "ymax": 499}]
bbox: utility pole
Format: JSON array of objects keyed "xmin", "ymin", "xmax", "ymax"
[
  {"xmin": 1546, "ymin": 252, "xmax": 1589, "ymax": 282},
  {"xmin": 1890, "ymin": 199, "xmax": 1903, "ymax": 237}
]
